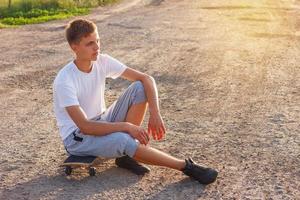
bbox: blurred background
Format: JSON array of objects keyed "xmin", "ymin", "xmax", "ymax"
[{"xmin": 0, "ymin": 0, "xmax": 117, "ymax": 27}]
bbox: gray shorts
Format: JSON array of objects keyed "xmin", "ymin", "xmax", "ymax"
[{"xmin": 63, "ymin": 81, "xmax": 146, "ymax": 158}]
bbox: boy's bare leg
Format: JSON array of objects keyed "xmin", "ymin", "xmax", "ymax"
[
  {"xmin": 118, "ymin": 90, "xmax": 218, "ymax": 184},
  {"xmin": 124, "ymin": 101, "xmax": 186, "ymax": 171},
  {"xmin": 125, "ymin": 102, "xmax": 148, "ymax": 126},
  {"xmin": 133, "ymin": 145, "xmax": 186, "ymax": 171}
]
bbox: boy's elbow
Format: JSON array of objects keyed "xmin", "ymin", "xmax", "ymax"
[{"xmin": 144, "ymin": 74, "xmax": 155, "ymax": 82}]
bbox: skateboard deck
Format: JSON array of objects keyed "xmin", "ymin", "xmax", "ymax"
[{"xmin": 61, "ymin": 155, "xmax": 97, "ymax": 176}]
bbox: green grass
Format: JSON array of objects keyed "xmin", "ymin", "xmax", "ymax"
[
  {"xmin": 0, "ymin": 22, "xmax": 12, "ymax": 28},
  {"xmin": 0, "ymin": 8, "xmax": 90, "ymax": 25},
  {"xmin": 0, "ymin": 0, "xmax": 118, "ymax": 28}
]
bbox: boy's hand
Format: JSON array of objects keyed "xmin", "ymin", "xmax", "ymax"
[
  {"xmin": 148, "ymin": 113, "xmax": 166, "ymax": 140},
  {"xmin": 127, "ymin": 123, "xmax": 150, "ymax": 145}
]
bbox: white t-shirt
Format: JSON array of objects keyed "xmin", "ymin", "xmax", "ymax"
[{"xmin": 53, "ymin": 54, "xmax": 127, "ymax": 140}]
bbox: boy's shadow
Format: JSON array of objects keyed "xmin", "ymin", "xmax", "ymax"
[
  {"xmin": 147, "ymin": 178, "xmax": 206, "ymax": 200},
  {"xmin": 2, "ymin": 166, "xmax": 207, "ymax": 200},
  {"xmin": 2, "ymin": 166, "xmax": 141, "ymax": 200}
]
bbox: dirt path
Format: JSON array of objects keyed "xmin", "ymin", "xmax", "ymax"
[{"xmin": 0, "ymin": 0, "xmax": 299, "ymax": 199}]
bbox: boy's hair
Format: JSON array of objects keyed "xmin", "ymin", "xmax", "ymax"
[{"xmin": 65, "ymin": 19, "xmax": 97, "ymax": 45}]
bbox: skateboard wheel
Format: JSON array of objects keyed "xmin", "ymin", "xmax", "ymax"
[
  {"xmin": 89, "ymin": 167, "xmax": 96, "ymax": 176},
  {"xmin": 65, "ymin": 166, "xmax": 72, "ymax": 176}
]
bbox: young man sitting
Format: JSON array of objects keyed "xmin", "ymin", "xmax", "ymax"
[{"xmin": 53, "ymin": 19, "xmax": 218, "ymax": 184}]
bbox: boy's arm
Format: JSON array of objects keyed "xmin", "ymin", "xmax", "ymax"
[
  {"xmin": 120, "ymin": 67, "xmax": 166, "ymax": 140},
  {"xmin": 65, "ymin": 106, "xmax": 149, "ymax": 145}
]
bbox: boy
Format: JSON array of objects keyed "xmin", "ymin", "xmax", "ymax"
[{"xmin": 53, "ymin": 19, "xmax": 218, "ymax": 184}]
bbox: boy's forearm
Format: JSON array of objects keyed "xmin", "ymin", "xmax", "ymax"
[
  {"xmin": 142, "ymin": 75, "xmax": 160, "ymax": 115},
  {"xmin": 81, "ymin": 121, "xmax": 130, "ymax": 136}
]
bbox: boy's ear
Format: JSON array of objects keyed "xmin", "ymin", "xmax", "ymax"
[{"xmin": 70, "ymin": 43, "xmax": 78, "ymax": 52}]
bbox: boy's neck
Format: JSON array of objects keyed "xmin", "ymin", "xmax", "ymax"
[{"xmin": 74, "ymin": 58, "xmax": 93, "ymax": 73}]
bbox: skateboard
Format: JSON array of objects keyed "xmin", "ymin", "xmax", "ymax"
[{"xmin": 61, "ymin": 155, "xmax": 97, "ymax": 176}]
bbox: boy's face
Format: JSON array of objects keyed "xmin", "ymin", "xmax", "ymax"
[{"xmin": 70, "ymin": 31, "xmax": 100, "ymax": 61}]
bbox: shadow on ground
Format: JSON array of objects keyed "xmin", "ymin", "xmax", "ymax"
[
  {"xmin": 2, "ymin": 167, "xmax": 141, "ymax": 199},
  {"xmin": 146, "ymin": 178, "xmax": 206, "ymax": 200}
]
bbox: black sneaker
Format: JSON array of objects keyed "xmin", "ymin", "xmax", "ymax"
[
  {"xmin": 182, "ymin": 158, "xmax": 218, "ymax": 184},
  {"xmin": 115, "ymin": 155, "xmax": 150, "ymax": 175}
]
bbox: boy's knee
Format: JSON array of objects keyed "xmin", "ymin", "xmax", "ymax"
[
  {"xmin": 130, "ymin": 81, "xmax": 147, "ymax": 104},
  {"xmin": 131, "ymin": 81, "xmax": 144, "ymax": 92},
  {"xmin": 113, "ymin": 132, "xmax": 139, "ymax": 158}
]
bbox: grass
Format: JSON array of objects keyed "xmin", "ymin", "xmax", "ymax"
[
  {"xmin": 0, "ymin": 8, "xmax": 90, "ymax": 25},
  {"xmin": 0, "ymin": 0, "xmax": 118, "ymax": 28}
]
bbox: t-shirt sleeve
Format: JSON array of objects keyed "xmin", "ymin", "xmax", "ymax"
[
  {"xmin": 55, "ymin": 82, "xmax": 79, "ymax": 108},
  {"xmin": 103, "ymin": 54, "xmax": 127, "ymax": 79}
]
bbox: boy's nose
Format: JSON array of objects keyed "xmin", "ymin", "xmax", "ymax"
[{"xmin": 94, "ymin": 45, "xmax": 99, "ymax": 51}]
